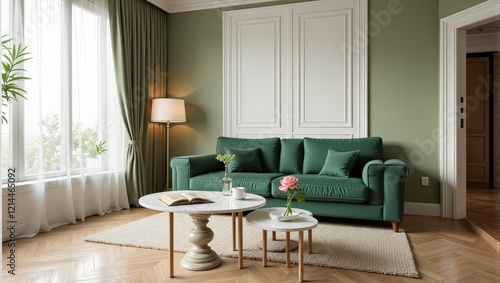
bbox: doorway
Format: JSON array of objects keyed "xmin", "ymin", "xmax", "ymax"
[
  {"xmin": 439, "ymin": 0, "xmax": 500, "ymax": 220},
  {"xmin": 464, "ymin": 51, "xmax": 499, "ymax": 245},
  {"xmin": 465, "ymin": 53, "xmax": 494, "ymax": 188}
]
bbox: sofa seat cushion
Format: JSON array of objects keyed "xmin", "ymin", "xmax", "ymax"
[
  {"xmin": 190, "ymin": 172, "xmax": 285, "ymax": 197},
  {"xmin": 271, "ymin": 174, "xmax": 368, "ymax": 203}
]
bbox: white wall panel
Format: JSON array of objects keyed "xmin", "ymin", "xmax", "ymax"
[
  {"xmin": 224, "ymin": 7, "xmax": 290, "ymax": 137},
  {"xmin": 295, "ymin": 8, "xmax": 351, "ymax": 129},
  {"xmin": 237, "ymin": 19, "xmax": 280, "ymax": 128},
  {"xmin": 223, "ymin": 0, "xmax": 367, "ymax": 139}
]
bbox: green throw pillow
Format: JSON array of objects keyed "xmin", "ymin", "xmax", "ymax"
[
  {"xmin": 319, "ymin": 149, "xmax": 360, "ymax": 177},
  {"xmin": 224, "ymin": 147, "xmax": 264, "ymax": 173}
]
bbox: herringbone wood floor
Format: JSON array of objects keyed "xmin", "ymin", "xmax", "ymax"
[
  {"xmin": 466, "ymin": 187, "xmax": 499, "ymax": 249},
  {"xmin": 2, "ymin": 195, "xmax": 499, "ymax": 283}
]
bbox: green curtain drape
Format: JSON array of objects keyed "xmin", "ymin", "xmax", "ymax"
[{"xmin": 108, "ymin": 0, "xmax": 168, "ymax": 206}]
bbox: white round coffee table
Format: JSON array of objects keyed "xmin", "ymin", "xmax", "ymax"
[
  {"xmin": 246, "ymin": 207, "xmax": 318, "ymax": 283},
  {"xmin": 139, "ymin": 191, "xmax": 266, "ymax": 277}
]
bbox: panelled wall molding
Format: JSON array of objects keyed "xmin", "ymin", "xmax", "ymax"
[
  {"xmin": 223, "ymin": 0, "xmax": 367, "ymax": 139},
  {"xmin": 147, "ymin": 0, "xmax": 277, "ymax": 13}
]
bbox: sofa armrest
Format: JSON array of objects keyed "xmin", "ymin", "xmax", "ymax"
[
  {"xmin": 362, "ymin": 159, "xmax": 409, "ymax": 222},
  {"xmin": 170, "ymin": 154, "xmax": 223, "ymax": 190}
]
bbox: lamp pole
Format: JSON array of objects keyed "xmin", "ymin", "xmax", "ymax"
[{"xmin": 165, "ymin": 120, "xmax": 171, "ymax": 190}]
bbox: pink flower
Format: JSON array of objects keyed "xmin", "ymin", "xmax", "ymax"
[{"xmin": 279, "ymin": 175, "xmax": 299, "ymax": 192}]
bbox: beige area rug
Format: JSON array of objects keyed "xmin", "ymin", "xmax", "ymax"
[{"xmin": 84, "ymin": 212, "xmax": 419, "ymax": 278}]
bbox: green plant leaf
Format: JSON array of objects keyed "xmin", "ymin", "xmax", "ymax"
[
  {"xmin": 9, "ymin": 76, "xmax": 30, "ymax": 82},
  {"xmin": 1, "ymin": 34, "xmax": 31, "ymax": 123},
  {"xmin": 95, "ymin": 140, "xmax": 107, "ymax": 156},
  {"xmin": 1, "ymin": 35, "xmax": 13, "ymax": 46}
]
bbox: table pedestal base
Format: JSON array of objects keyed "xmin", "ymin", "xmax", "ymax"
[{"xmin": 180, "ymin": 213, "xmax": 221, "ymax": 271}]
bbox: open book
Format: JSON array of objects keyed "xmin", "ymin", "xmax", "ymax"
[{"xmin": 159, "ymin": 192, "xmax": 213, "ymax": 206}]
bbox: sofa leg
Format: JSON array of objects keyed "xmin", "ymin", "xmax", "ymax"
[{"xmin": 392, "ymin": 222, "xmax": 400, "ymax": 232}]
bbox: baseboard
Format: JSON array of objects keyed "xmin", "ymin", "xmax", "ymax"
[
  {"xmin": 464, "ymin": 219, "xmax": 500, "ymax": 252},
  {"xmin": 404, "ymin": 202, "xmax": 441, "ymax": 217}
]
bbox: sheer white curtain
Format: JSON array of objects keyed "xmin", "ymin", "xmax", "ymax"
[
  {"xmin": 69, "ymin": 0, "xmax": 129, "ymax": 221},
  {"xmin": 2, "ymin": 0, "xmax": 128, "ymax": 240}
]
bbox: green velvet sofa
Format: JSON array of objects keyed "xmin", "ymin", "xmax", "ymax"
[{"xmin": 170, "ymin": 136, "xmax": 409, "ymax": 232}]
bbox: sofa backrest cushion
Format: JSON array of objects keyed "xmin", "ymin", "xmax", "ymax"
[
  {"xmin": 224, "ymin": 147, "xmax": 264, "ymax": 173},
  {"xmin": 216, "ymin": 136, "xmax": 281, "ymax": 173},
  {"xmin": 303, "ymin": 137, "xmax": 383, "ymax": 177},
  {"xmin": 279, "ymin": 139, "xmax": 303, "ymax": 174}
]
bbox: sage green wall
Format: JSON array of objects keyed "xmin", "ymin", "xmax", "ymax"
[
  {"xmin": 166, "ymin": 0, "xmax": 485, "ymax": 204},
  {"xmin": 439, "ymin": 0, "xmax": 486, "ymax": 18},
  {"xmin": 167, "ymin": 9, "xmax": 223, "ymax": 158},
  {"xmin": 368, "ymin": 0, "xmax": 439, "ymax": 203}
]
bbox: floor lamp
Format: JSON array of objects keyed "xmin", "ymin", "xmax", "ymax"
[{"xmin": 151, "ymin": 98, "xmax": 186, "ymax": 190}]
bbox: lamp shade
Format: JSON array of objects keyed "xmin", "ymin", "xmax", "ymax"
[{"xmin": 151, "ymin": 98, "xmax": 186, "ymax": 123}]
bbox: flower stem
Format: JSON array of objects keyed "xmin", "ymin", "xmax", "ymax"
[{"xmin": 284, "ymin": 191, "xmax": 297, "ymax": 216}]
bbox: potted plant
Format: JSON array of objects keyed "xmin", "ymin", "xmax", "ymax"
[{"xmin": 1, "ymin": 35, "xmax": 31, "ymax": 124}]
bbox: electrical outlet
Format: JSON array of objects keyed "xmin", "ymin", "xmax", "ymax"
[{"xmin": 421, "ymin": 177, "xmax": 429, "ymax": 186}]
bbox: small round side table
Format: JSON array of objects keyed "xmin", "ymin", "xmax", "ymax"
[{"xmin": 246, "ymin": 207, "xmax": 318, "ymax": 283}]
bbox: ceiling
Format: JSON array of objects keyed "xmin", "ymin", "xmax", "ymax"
[
  {"xmin": 147, "ymin": 0, "xmax": 277, "ymax": 13},
  {"xmin": 147, "ymin": 0, "xmax": 500, "ymax": 36},
  {"xmin": 467, "ymin": 18, "xmax": 500, "ymax": 35}
]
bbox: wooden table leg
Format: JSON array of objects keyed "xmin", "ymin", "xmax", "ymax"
[
  {"xmin": 285, "ymin": 231, "xmax": 290, "ymax": 267},
  {"xmin": 262, "ymin": 230, "xmax": 267, "ymax": 266},
  {"xmin": 298, "ymin": 231, "xmax": 304, "ymax": 283},
  {"xmin": 232, "ymin": 212, "xmax": 236, "ymax": 251},
  {"xmin": 168, "ymin": 212, "xmax": 174, "ymax": 278},
  {"xmin": 238, "ymin": 211, "xmax": 243, "ymax": 269},
  {"xmin": 308, "ymin": 229, "xmax": 312, "ymax": 254},
  {"xmin": 272, "ymin": 231, "xmax": 276, "ymax": 240}
]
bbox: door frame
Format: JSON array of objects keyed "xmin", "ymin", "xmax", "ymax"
[{"xmin": 439, "ymin": 0, "xmax": 500, "ymax": 219}]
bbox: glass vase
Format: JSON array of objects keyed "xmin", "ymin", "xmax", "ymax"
[{"xmin": 222, "ymin": 165, "xmax": 232, "ymax": 196}]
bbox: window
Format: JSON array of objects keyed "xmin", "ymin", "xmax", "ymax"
[
  {"xmin": 1, "ymin": 0, "xmax": 11, "ymax": 180},
  {"xmin": 1, "ymin": 0, "xmax": 119, "ymax": 183}
]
